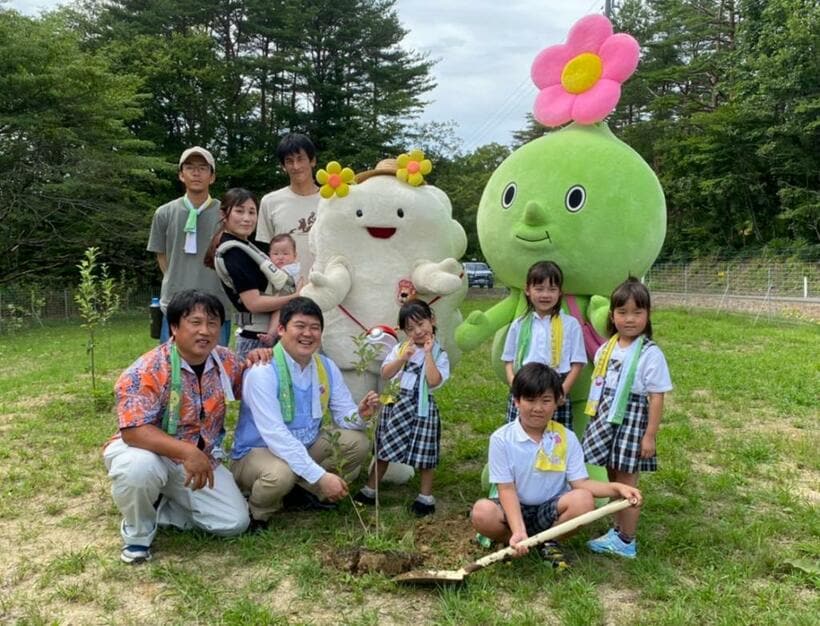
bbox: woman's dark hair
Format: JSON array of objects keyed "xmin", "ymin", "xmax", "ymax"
[
  {"xmin": 204, "ymin": 187, "xmax": 258, "ymax": 269},
  {"xmin": 398, "ymin": 299, "xmax": 435, "ymax": 332},
  {"xmin": 166, "ymin": 290, "xmax": 225, "ymax": 330},
  {"xmin": 524, "ymin": 260, "xmax": 564, "ymax": 317},
  {"xmin": 607, "ymin": 277, "xmax": 653, "ymax": 339},
  {"xmin": 279, "ymin": 296, "xmax": 324, "ymax": 330},
  {"xmin": 510, "ymin": 362, "xmax": 564, "ymax": 401},
  {"xmin": 276, "ymin": 133, "xmax": 316, "ymax": 164}
]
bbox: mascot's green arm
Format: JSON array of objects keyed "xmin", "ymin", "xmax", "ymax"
[
  {"xmin": 587, "ymin": 294, "xmax": 610, "ymax": 338},
  {"xmin": 455, "ymin": 290, "xmax": 520, "ymax": 352}
]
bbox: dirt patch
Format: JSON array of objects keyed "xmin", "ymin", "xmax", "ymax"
[
  {"xmin": 413, "ymin": 515, "xmax": 481, "ymax": 569},
  {"xmin": 599, "ymin": 584, "xmax": 641, "ymax": 625},
  {"xmin": 324, "ymin": 547, "xmax": 423, "ymax": 576}
]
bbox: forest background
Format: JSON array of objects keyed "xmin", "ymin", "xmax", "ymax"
[{"xmin": 1, "ymin": 0, "xmax": 817, "ymax": 290}]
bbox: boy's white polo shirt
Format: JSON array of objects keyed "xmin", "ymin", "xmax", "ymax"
[{"xmin": 488, "ymin": 419, "xmax": 588, "ymax": 506}]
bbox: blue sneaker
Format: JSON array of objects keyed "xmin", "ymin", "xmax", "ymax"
[
  {"xmin": 587, "ymin": 529, "xmax": 637, "ymax": 559},
  {"xmin": 121, "ymin": 544, "xmax": 152, "ymax": 564}
]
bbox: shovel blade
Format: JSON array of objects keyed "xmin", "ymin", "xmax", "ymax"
[{"xmin": 393, "ymin": 569, "xmax": 466, "ymax": 585}]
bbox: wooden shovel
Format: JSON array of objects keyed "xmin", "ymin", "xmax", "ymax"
[{"xmin": 394, "ymin": 498, "xmax": 632, "ymax": 585}]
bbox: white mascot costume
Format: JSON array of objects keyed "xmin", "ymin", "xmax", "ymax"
[{"xmin": 301, "ymin": 152, "xmax": 468, "ymax": 483}]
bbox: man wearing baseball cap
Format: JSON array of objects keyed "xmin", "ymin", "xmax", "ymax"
[{"xmin": 147, "ymin": 147, "xmax": 233, "ymax": 345}]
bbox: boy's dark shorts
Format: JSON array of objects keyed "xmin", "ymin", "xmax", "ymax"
[{"xmin": 491, "ymin": 495, "xmax": 562, "ymax": 536}]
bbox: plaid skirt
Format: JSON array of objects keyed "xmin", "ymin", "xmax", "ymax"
[
  {"xmin": 505, "ymin": 385, "xmax": 573, "ymax": 429},
  {"xmin": 376, "ymin": 370, "xmax": 440, "ymax": 469},
  {"xmin": 582, "ymin": 390, "xmax": 656, "ymax": 474}
]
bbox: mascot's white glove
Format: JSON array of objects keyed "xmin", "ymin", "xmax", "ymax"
[
  {"xmin": 412, "ymin": 258, "xmax": 463, "ymax": 295},
  {"xmin": 302, "ymin": 256, "xmax": 353, "ymax": 311}
]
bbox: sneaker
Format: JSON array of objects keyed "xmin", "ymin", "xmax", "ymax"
[
  {"xmin": 352, "ymin": 490, "xmax": 376, "ymax": 506},
  {"xmin": 120, "ymin": 545, "xmax": 151, "ymax": 564},
  {"xmin": 538, "ymin": 541, "xmax": 570, "ymax": 570},
  {"xmin": 409, "ymin": 500, "xmax": 435, "ymax": 517},
  {"xmin": 587, "ymin": 529, "xmax": 637, "ymax": 559}
]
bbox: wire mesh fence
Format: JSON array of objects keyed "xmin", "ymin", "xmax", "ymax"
[
  {"xmin": 1, "ymin": 254, "xmax": 818, "ymax": 333},
  {"xmin": 644, "ymin": 256, "xmax": 819, "ymax": 323},
  {"xmin": 0, "ymin": 285, "xmax": 156, "ymax": 333},
  {"xmin": 644, "ymin": 258, "xmax": 818, "ymax": 299}
]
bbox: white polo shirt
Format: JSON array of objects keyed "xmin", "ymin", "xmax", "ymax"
[
  {"xmin": 593, "ymin": 342, "xmax": 673, "ymax": 395},
  {"xmin": 382, "ymin": 341, "xmax": 450, "ymax": 392},
  {"xmin": 501, "ymin": 311, "xmax": 587, "ymax": 374},
  {"xmin": 488, "ymin": 419, "xmax": 588, "ymax": 506}
]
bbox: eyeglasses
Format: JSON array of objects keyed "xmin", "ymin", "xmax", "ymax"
[{"xmin": 182, "ymin": 164, "xmax": 211, "ymax": 174}]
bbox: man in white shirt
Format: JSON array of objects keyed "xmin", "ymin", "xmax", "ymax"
[
  {"xmin": 231, "ymin": 297, "xmax": 380, "ymax": 529},
  {"xmin": 256, "ymin": 134, "xmax": 320, "ymax": 283}
]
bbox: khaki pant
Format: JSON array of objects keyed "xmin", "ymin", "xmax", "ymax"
[{"xmin": 231, "ymin": 427, "xmax": 368, "ymax": 521}]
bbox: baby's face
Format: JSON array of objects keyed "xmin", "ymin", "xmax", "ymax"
[{"xmin": 269, "ymin": 241, "xmax": 296, "ymax": 268}]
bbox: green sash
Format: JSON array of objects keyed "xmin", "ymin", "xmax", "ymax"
[
  {"xmin": 273, "ymin": 343, "xmax": 329, "ymax": 423},
  {"xmin": 585, "ymin": 334, "xmax": 644, "ymax": 425},
  {"xmin": 162, "ymin": 344, "xmax": 182, "ymax": 435},
  {"xmin": 514, "ymin": 312, "xmax": 563, "ymax": 371}
]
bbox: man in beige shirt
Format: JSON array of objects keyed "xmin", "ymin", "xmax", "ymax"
[{"xmin": 256, "ymin": 134, "xmax": 321, "ymax": 283}]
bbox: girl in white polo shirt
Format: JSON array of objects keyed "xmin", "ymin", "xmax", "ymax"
[
  {"xmin": 501, "ymin": 261, "xmax": 587, "ymax": 428},
  {"xmin": 582, "ymin": 277, "xmax": 672, "ymax": 559}
]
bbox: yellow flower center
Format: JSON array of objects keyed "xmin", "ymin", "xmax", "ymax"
[{"xmin": 561, "ymin": 52, "xmax": 603, "ymax": 94}]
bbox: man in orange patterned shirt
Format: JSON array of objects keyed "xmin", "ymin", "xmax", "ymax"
[{"xmin": 103, "ymin": 290, "xmax": 250, "ymax": 564}]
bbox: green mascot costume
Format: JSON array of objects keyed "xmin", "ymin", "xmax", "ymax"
[{"xmin": 457, "ymin": 14, "xmax": 667, "ymax": 485}]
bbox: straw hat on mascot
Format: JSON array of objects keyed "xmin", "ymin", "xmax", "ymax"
[
  {"xmin": 454, "ymin": 14, "xmax": 667, "ymax": 486},
  {"xmin": 302, "ymin": 153, "xmax": 468, "ymax": 484}
]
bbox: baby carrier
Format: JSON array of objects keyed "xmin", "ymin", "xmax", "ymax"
[{"xmin": 213, "ymin": 239, "xmax": 295, "ymax": 333}]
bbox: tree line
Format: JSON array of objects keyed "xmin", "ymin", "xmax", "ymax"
[{"xmin": 0, "ymin": 0, "xmax": 816, "ymax": 290}]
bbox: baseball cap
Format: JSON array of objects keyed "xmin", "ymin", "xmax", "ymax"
[{"xmin": 179, "ymin": 146, "xmax": 215, "ymax": 171}]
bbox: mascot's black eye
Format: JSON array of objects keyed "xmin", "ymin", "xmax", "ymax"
[
  {"xmin": 565, "ymin": 185, "xmax": 586, "ymax": 212},
  {"xmin": 397, "ymin": 208, "xmax": 404, "ymax": 218},
  {"xmin": 356, "ymin": 209, "xmax": 363, "ymax": 218},
  {"xmin": 501, "ymin": 182, "xmax": 517, "ymax": 209}
]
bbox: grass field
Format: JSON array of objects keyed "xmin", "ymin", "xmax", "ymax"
[{"xmin": 0, "ymin": 301, "xmax": 817, "ymax": 625}]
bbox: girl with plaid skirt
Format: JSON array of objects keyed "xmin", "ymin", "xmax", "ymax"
[
  {"xmin": 582, "ymin": 278, "xmax": 672, "ymax": 558},
  {"xmin": 354, "ymin": 300, "xmax": 449, "ymax": 516},
  {"xmin": 502, "ymin": 261, "xmax": 587, "ymax": 428}
]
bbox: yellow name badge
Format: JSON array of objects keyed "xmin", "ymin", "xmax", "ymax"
[{"xmin": 533, "ymin": 422, "xmax": 568, "ymax": 472}]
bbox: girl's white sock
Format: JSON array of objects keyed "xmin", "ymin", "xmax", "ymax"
[
  {"xmin": 416, "ymin": 493, "xmax": 435, "ymax": 505},
  {"xmin": 360, "ymin": 485, "xmax": 376, "ymax": 498}
]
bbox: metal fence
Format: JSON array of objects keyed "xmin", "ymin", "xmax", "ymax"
[
  {"xmin": 644, "ymin": 258, "xmax": 818, "ymax": 299},
  {"xmin": 0, "ymin": 285, "xmax": 156, "ymax": 333},
  {"xmin": 1, "ymin": 255, "xmax": 818, "ymax": 333}
]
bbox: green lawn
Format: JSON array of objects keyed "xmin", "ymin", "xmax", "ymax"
[{"xmin": 0, "ymin": 303, "xmax": 817, "ymax": 625}]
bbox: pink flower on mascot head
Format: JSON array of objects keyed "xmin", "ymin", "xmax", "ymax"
[{"xmin": 531, "ymin": 14, "xmax": 639, "ymax": 127}]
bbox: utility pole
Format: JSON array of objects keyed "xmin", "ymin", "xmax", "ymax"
[{"xmin": 605, "ymin": 0, "xmax": 613, "ymax": 18}]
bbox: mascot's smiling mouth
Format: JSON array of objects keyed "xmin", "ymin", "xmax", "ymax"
[
  {"xmin": 515, "ymin": 230, "xmax": 552, "ymax": 243},
  {"xmin": 366, "ymin": 227, "xmax": 397, "ymax": 239}
]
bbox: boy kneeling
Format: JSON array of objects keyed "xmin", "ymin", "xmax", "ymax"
[{"xmin": 471, "ymin": 363, "xmax": 641, "ymax": 567}]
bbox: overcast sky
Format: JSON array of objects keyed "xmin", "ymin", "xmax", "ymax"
[{"xmin": 9, "ymin": 0, "xmax": 606, "ymax": 149}]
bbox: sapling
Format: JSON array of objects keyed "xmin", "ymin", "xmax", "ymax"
[
  {"xmin": 349, "ymin": 332, "xmax": 385, "ymax": 533},
  {"xmin": 323, "ymin": 428, "xmax": 368, "ymax": 534},
  {"xmin": 74, "ymin": 247, "xmax": 120, "ymax": 401}
]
